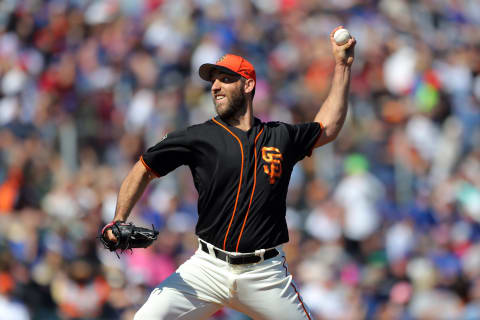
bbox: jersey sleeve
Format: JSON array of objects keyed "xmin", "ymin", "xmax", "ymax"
[
  {"xmin": 140, "ymin": 129, "xmax": 192, "ymax": 177},
  {"xmin": 286, "ymin": 122, "xmax": 322, "ymax": 162}
]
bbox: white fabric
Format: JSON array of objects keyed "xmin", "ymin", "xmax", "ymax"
[
  {"xmin": 0, "ymin": 296, "xmax": 30, "ymax": 320},
  {"xmin": 134, "ymin": 244, "xmax": 312, "ymax": 320}
]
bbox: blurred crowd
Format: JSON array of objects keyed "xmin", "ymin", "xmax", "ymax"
[{"xmin": 0, "ymin": 0, "xmax": 479, "ymax": 319}]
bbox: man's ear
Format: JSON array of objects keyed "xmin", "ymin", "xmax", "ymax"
[{"xmin": 244, "ymin": 78, "xmax": 255, "ymax": 94}]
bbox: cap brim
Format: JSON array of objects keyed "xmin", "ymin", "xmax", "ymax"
[{"xmin": 199, "ymin": 64, "xmax": 240, "ymax": 81}]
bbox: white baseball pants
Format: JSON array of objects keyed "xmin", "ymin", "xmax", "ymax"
[{"xmin": 133, "ymin": 244, "xmax": 313, "ymax": 320}]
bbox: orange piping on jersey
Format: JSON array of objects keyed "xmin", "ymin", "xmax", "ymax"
[
  {"xmin": 212, "ymin": 118, "xmax": 244, "ymax": 251},
  {"xmin": 235, "ymin": 127, "xmax": 264, "ymax": 252},
  {"xmin": 140, "ymin": 155, "xmax": 161, "ymax": 177},
  {"xmin": 282, "ymin": 257, "xmax": 312, "ymax": 320}
]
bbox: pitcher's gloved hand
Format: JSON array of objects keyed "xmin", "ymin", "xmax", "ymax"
[{"xmin": 100, "ymin": 221, "xmax": 159, "ymax": 254}]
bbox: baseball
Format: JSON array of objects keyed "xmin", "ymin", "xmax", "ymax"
[{"xmin": 333, "ymin": 28, "xmax": 351, "ymax": 45}]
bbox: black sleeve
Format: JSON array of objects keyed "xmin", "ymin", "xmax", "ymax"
[
  {"xmin": 286, "ymin": 122, "xmax": 322, "ymax": 163},
  {"xmin": 141, "ymin": 129, "xmax": 192, "ymax": 177}
]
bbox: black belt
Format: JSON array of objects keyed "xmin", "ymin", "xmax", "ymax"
[{"xmin": 200, "ymin": 241, "xmax": 279, "ymax": 265}]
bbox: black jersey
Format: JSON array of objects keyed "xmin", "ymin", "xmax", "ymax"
[{"xmin": 141, "ymin": 116, "xmax": 322, "ymax": 253}]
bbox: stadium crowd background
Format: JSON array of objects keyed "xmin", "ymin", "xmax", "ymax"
[{"xmin": 0, "ymin": 0, "xmax": 479, "ymax": 319}]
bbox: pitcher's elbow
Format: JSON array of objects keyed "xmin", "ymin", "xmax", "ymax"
[{"xmin": 325, "ymin": 126, "xmax": 340, "ymax": 142}]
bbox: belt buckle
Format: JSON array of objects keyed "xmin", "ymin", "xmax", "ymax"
[
  {"xmin": 230, "ymin": 254, "xmax": 258, "ymax": 265},
  {"xmin": 227, "ymin": 254, "xmax": 243, "ymax": 265}
]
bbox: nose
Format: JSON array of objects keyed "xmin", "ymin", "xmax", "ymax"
[{"xmin": 211, "ymin": 79, "xmax": 221, "ymax": 93}]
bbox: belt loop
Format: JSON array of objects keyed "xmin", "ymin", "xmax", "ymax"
[
  {"xmin": 206, "ymin": 242, "xmax": 215, "ymax": 257},
  {"xmin": 199, "ymin": 239, "xmax": 216, "ymax": 258},
  {"xmin": 255, "ymin": 249, "xmax": 266, "ymax": 263}
]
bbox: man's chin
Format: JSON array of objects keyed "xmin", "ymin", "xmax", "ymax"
[{"xmin": 215, "ymin": 104, "xmax": 230, "ymax": 117}]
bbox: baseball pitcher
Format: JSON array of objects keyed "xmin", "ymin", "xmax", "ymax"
[{"xmin": 101, "ymin": 26, "xmax": 356, "ymax": 320}]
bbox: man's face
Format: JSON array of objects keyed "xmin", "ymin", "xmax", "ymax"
[{"xmin": 210, "ymin": 71, "xmax": 246, "ymax": 120}]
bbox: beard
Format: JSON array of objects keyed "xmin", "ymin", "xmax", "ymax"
[{"xmin": 214, "ymin": 88, "xmax": 247, "ymax": 121}]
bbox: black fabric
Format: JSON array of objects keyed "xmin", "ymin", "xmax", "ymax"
[
  {"xmin": 141, "ymin": 129, "xmax": 192, "ymax": 177},
  {"xmin": 285, "ymin": 122, "xmax": 323, "ymax": 162},
  {"xmin": 200, "ymin": 241, "xmax": 279, "ymax": 265},
  {"xmin": 141, "ymin": 117, "xmax": 322, "ymax": 252}
]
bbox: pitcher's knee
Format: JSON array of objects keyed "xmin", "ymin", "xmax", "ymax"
[
  {"xmin": 133, "ymin": 305, "xmax": 164, "ymax": 320},
  {"xmin": 133, "ymin": 308, "xmax": 148, "ymax": 320}
]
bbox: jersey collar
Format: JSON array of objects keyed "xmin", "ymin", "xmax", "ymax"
[{"xmin": 214, "ymin": 115, "xmax": 262, "ymax": 133}]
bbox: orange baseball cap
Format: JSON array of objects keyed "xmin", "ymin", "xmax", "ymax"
[{"xmin": 199, "ymin": 54, "xmax": 256, "ymax": 83}]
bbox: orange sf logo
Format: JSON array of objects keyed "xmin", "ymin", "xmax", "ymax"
[
  {"xmin": 262, "ymin": 147, "xmax": 283, "ymax": 184},
  {"xmin": 216, "ymin": 55, "xmax": 227, "ymax": 63}
]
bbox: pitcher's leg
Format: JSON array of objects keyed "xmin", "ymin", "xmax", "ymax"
[
  {"xmin": 134, "ymin": 250, "xmax": 229, "ymax": 320},
  {"xmin": 230, "ymin": 254, "xmax": 313, "ymax": 320},
  {"xmin": 134, "ymin": 285, "xmax": 222, "ymax": 320}
]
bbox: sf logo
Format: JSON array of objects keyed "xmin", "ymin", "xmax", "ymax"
[{"xmin": 262, "ymin": 147, "xmax": 283, "ymax": 184}]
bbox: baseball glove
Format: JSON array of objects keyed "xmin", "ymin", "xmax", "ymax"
[{"xmin": 100, "ymin": 221, "xmax": 159, "ymax": 255}]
